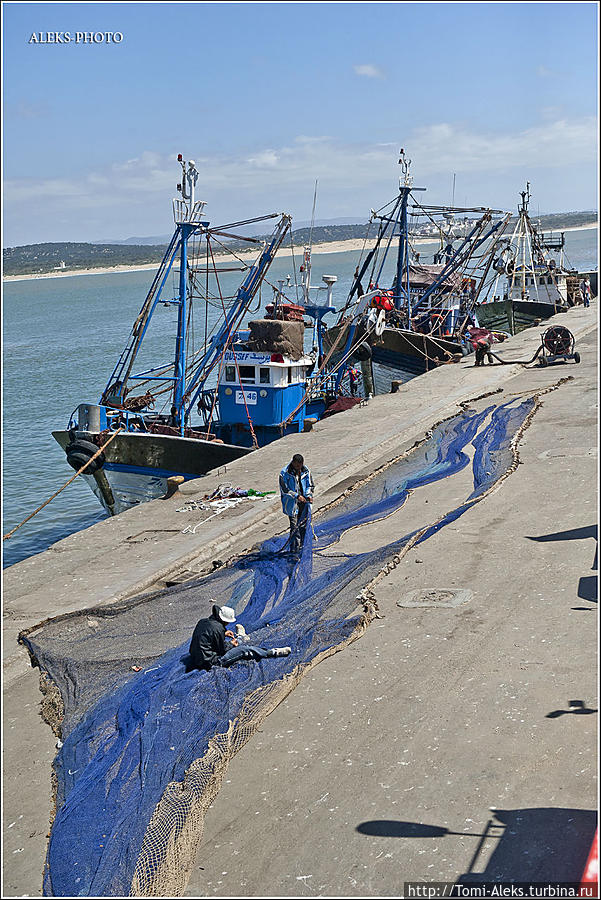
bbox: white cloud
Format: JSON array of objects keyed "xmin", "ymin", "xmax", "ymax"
[
  {"xmin": 3, "ymin": 116, "xmax": 598, "ymax": 244},
  {"xmin": 247, "ymin": 149, "xmax": 279, "ymax": 168},
  {"xmin": 353, "ymin": 63, "xmax": 385, "ymax": 79},
  {"xmin": 408, "ymin": 117, "xmax": 597, "ymax": 173}
]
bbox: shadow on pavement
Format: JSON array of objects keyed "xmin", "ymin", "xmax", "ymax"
[
  {"xmin": 526, "ymin": 524, "xmax": 598, "ymax": 606},
  {"xmin": 545, "ymin": 699, "xmax": 598, "ymax": 719},
  {"xmin": 356, "ymin": 807, "xmax": 597, "ymax": 883}
]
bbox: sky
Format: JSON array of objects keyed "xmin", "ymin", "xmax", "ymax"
[{"xmin": 2, "ymin": 1, "xmax": 599, "ymax": 247}]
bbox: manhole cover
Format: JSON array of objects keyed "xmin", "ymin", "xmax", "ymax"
[
  {"xmin": 397, "ymin": 588, "xmax": 472, "ymax": 609},
  {"xmin": 538, "ymin": 447, "xmax": 597, "ymax": 460}
]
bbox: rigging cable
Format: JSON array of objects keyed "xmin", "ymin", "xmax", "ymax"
[{"xmin": 203, "ymin": 240, "xmax": 259, "ymax": 448}]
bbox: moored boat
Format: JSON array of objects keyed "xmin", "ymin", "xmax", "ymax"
[
  {"xmin": 52, "ymin": 157, "xmax": 351, "ymax": 515},
  {"xmin": 475, "ymin": 184, "xmax": 579, "ymax": 334},
  {"xmin": 324, "ymin": 150, "xmax": 511, "ymax": 384}
]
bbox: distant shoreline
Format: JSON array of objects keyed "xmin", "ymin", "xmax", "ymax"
[{"xmin": 4, "ymin": 222, "xmax": 597, "ymax": 283}]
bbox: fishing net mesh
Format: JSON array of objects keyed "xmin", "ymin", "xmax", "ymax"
[
  {"xmin": 131, "ymin": 606, "xmax": 374, "ymax": 897},
  {"xmin": 19, "ymin": 390, "xmax": 551, "ymax": 897}
]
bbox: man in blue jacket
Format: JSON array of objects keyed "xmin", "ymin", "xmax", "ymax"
[{"xmin": 279, "ymin": 453, "xmax": 314, "ymax": 555}]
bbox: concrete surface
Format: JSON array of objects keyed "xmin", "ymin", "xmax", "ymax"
[{"xmin": 2, "ymin": 302, "xmax": 598, "ymax": 896}]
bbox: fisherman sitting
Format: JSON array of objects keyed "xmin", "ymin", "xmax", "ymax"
[
  {"xmin": 186, "ymin": 604, "xmax": 290, "ymax": 671},
  {"xmin": 279, "ymin": 454, "xmax": 314, "ymax": 556}
]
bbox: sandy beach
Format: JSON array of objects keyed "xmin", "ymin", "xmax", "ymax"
[{"xmin": 3, "ymin": 222, "xmax": 597, "ymax": 283}]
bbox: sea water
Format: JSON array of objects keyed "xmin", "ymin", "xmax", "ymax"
[{"xmin": 2, "ymin": 227, "xmax": 597, "ymax": 568}]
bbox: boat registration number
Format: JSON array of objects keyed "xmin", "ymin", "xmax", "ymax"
[{"xmin": 236, "ymin": 390, "xmax": 257, "ymax": 405}]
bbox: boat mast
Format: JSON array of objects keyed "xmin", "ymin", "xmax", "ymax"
[
  {"xmin": 100, "ymin": 156, "xmax": 208, "ymax": 413},
  {"xmin": 395, "ymin": 150, "xmax": 425, "ymax": 327},
  {"xmin": 172, "ymin": 156, "xmax": 201, "ymax": 432},
  {"xmin": 394, "ymin": 150, "xmax": 411, "ymax": 314},
  {"xmin": 519, "ymin": 183, "xmax": 530, "ymax": 301}
]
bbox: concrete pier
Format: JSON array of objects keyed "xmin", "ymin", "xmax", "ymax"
[{"xmin": 3, "ymin": 303, "xmax": 598, "ymax": 896}]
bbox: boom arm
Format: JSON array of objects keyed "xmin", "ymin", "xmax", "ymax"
[{"xmin": 184, "ymin": 213, "xmax": 292, "ymax": 416}]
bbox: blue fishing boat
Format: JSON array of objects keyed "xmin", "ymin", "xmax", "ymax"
[{"xmin": 52, "ymin": 157, "xmax": 348, "ymax": 515}]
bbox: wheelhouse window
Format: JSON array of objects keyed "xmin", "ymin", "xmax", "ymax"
[
  {"xmin": 259, "ymin": 367, "xmax": 270, "ymax": 384},
  {"xmin": 225, "ymin": 365, "xmax": 236, "ymax": 382},
  {"xmin": 239, "ymin": 366, "xmax": 256, "ymax": 384}
]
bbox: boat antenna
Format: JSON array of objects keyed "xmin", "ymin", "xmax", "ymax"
[
  {"xmin": 399, "ymin": 147, "xmax": 413, "ymax": 188},
  {"xmin": 308, "ymin": 179, "xmax": 318, "ymax": 253},
  {"xmin": 451, "ymin": 172, "xmax": 456, "ymax": 208},
  {"xmin": 177, "ymin": 153, "xmax": 199, "ymax": 206}
]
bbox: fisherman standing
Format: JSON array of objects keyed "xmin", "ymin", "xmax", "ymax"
[
  {"xmin": 579, "ymin": 276, "xmax": 591, "ymax": 308},
  {"xmin": 279, "ymin": 453, "xmax": 314, "ymax": 555},
  {"xmin": 348, "ymin": 367, "xmax": 359, "ymax": 397}
]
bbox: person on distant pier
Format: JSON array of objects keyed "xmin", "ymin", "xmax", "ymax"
[
  {"xmin": 186, "ymin": 604, "xmax": 290, "ymax": 671},
  {"xmin": 348, "ymin": 366, "xmax": 359, "ymax": 397},
  {"xmin": 279, "ymin": 453, "xmax": 314, "ymax": 555},
  {"xmin": 579, "ymin": 277, "xmax": 591, "ymax": 308},
  {"xmin": 467, "ymin": 326, "xmax": 496, "ymax": 366}
]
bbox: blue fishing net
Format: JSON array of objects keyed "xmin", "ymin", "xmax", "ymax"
[{"xmin": 21, "ymin": 396, "xmax": 535, "ymax": 897}]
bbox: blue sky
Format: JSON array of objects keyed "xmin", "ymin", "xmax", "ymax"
[{"xmin": 3, "ymin": 2, "xmax": 598, "ymax": 246}]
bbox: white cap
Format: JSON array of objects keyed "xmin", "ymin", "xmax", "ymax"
[{"xmin": 218, "ymin": 605, "xmax": 236, "ymax": 624}]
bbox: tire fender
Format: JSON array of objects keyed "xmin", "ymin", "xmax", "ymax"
[{"xmin": 66, "ymin": 439, "xmax": 105, "ymax": 473}]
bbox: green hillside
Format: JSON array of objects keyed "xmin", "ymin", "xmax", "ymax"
[{"xmin": 4, "ymin": 211, "xmax": 597, "ymax": 276}]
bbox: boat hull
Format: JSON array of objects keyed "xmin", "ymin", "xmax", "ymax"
[
  {"xmin": 475, "ymin": 298, "xmax": 568, "ymax": 335},
  {"xmin": 325, "ymin": 323, "xmax": 463, "ymax": 379},
  {"xmin": 52, "ymin": 429, "xmax": 252, "ymax": 515}
]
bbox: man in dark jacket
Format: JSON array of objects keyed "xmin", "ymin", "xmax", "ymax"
[
  {"xmin": 189, "ymin": 603, "xmax": 235, "ymax": 670},
  {"xmin": 188, "ymin": 604, "xmax": 291, "ymax": 671}
]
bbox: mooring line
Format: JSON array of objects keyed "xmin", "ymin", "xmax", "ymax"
[{"xmin": 3, "ymin": 428, "xmax": 123, "ymax": 541}]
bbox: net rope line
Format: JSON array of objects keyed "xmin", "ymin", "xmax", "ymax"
[
  {"xmin": 2, "ymin": 427, "xmax": 124, "ymax": 542},
  {"xmin": 355, "ymin": 375, "xmax": 569, "ymax": 600},
  {"xmin": 6, "ymin": 386, "xmax": 505, "ymax": 645},
  {"xmin": 128, "ymin": 380, "xmax": 568, "ymax": 897}
]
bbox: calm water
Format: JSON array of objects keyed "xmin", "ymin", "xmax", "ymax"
[{"xmin": 2, "ymin": 227, "xmax": 597, "ymax": 568}]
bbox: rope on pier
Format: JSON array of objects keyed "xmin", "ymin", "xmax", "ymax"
[{"xmin": 2, "ymin": 427, "xmax": 124, "ymax": 542}]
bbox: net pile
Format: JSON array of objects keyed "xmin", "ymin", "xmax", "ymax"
[{"xmin": 21, "ymin": 396, "xmax": 536, "ymax": 897}]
